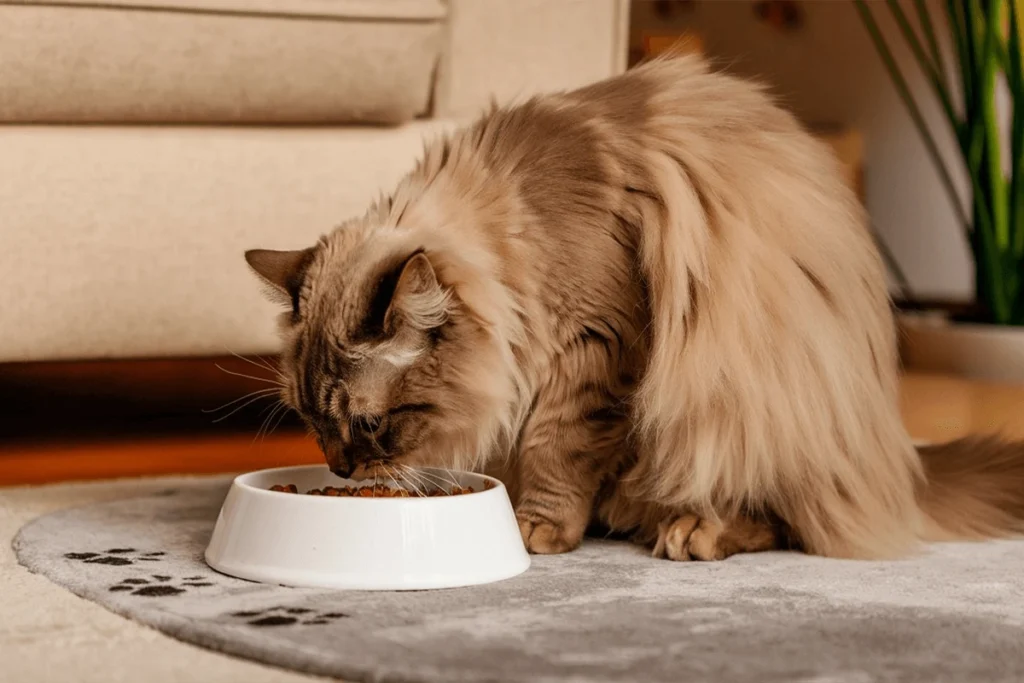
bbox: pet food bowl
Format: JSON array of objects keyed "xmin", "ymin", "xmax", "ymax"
[{"xmin": 205, "ymin": 465, "xmax": 530, "ymax": 590}]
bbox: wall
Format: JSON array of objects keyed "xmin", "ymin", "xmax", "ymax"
[{"xmin": 632, "ymin": 0, "xmax": 974, "ymax": 300}]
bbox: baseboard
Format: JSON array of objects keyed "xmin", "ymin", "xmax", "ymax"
[{"xmin": 0, "ymin": 356, "xmax": 317, "ymax": 485}]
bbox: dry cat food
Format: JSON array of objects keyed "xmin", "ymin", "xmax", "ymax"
[{"xmin": 267, "ymin": 481, "xmax": 496, "ymax": 497}]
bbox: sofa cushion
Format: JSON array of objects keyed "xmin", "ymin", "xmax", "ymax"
[
  {"xmin": 0, "ymin": 0, "xmax": 446, "ymax": 123},
  {"xmin": 0, "ymin": 121, "xmax": 458, "ymax": 362}
]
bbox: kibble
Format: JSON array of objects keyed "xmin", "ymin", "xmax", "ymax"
[{"xmin": 267, "ymin": 483, "xmax": 483, "ymax": 497}]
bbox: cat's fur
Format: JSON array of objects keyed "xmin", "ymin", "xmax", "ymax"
[{"xmin": 245, "ymin": 55, "xmax": 1024, "ymax": 560}]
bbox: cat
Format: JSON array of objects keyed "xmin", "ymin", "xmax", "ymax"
[{"xmin": 244, "ymin": 54, "xmax": 1024, "ymax": 561}]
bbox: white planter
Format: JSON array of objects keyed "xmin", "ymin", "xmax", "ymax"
[{"xmin": 899, "ymin": 312, "xmax": 1024, "ymax": 383}]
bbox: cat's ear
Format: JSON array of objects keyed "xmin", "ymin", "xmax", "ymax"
[
  {"xmin": 244, "ymin": 248, "xmax": 316, "ymax": 308},
  {"xmin": 385, "ymin": 252, "xmax": 450, "ymax": 331}
]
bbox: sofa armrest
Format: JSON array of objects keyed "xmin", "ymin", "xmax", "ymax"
[{"xmin": 435, "ymin": 0, "xmax": 629, "ymax": 119}]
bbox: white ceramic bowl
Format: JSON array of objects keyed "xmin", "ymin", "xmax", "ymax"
[{"xmin": 205, "ymin": 465, "xmax": 530, "ymax": 590}]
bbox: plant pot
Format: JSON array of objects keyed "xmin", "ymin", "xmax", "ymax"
[{"xmin": 898, "ymin": 312, "xmax": 1024, "ymax": 383}]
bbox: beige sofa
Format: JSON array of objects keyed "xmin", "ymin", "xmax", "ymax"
[{"xmin": 0, "ymin": 0, "xmax": 629, "ymax": 362}]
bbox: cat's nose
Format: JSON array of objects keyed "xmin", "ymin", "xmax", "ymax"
[
  {"xmin": 318, "ymin": 432, "xmax": 354, "ymax": 477},
  {"xmin": 331, "ymin": 463, "xmax": 355, "ymax": 479}
]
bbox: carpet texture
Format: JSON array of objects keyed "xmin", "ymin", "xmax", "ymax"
[
  {"xmin": 1, "ymin": 476, "xmax": 318, "ymax": 683},
  {"xmin": 13, "ymin": 478, "xmax": 1024, "ymax": 683}
]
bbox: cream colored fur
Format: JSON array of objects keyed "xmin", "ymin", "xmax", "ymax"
[
  {"xmin": 626, "ymin": 58, "xmax": 921, "ymax": 558},
  {"xmin": 248, "ymin": 55, "xmax": 1024, "ymax": 561}
]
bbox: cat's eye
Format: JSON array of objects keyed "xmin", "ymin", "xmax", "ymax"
[{"xmin": 351, "ymin": 414, "xmax": 386, "ymax": 439}]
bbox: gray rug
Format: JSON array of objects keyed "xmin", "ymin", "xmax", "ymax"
[{"xmin": 12, "ymin": 479, "xmax": 1024, "ymax": 683}]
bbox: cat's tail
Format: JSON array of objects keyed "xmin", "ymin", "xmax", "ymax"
[{"xmin": 918, "ymin": 436, "xmax": 1024, "ymax": 541}]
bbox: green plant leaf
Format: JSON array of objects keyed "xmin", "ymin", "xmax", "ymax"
[
  {"xmin": 969, "ymin": 175, "xmax": 1013, "ymax": 322},
  {"xmin": 859, "ymin": 1, "xmax": 1024, "ymax": 323},
  {"xmin": 888, "ymin": 0, "xmax": 961, "ymax": 140},
  {"xmin": 977, "ymin": 0, "xmax": 1009, "ymax": 252},
  {"xmin": 855, "ymin": 0, "xmax": 970, "ymax": 230},
  {"xmin": 947, "ymin": 0, "xmax": 975, "ymax": 117},
  {"xmin": 914, "ymin": 0, "xmax": 947, "ymax": 78},
  {"xmin": 1007, "ymin": 0, "xmax": 1024, "ymax": 260},
  {"xmin": 870, "ymin": 219, "xmax": 914, "ymax": 299}
]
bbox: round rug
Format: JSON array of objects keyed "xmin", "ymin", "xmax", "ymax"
[{"xmin": 13, "ymin": 479, "xmax": 1024, "ymax": 683}]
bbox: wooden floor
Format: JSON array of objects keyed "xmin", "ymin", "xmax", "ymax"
[
  {"xmin": 1, "ymin": 367, "xmax": 1023, "ymax": 487},
  {"xmin": 900, "ymin": 373, "xmax": 1024, "ymax": 442},
  {"xmin": 1, "ymin": 432, "xmax": 323, "ymax": 486}
]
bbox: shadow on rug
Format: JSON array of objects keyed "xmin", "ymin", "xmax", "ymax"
[{"xmin": 12, "ymin": 480, "xmax": 1024, "ymax": 682}]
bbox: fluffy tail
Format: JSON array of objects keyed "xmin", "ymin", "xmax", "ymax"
[{"xmin": 918, "ymin": 436, "xmax": 1024, "ymax": 541}]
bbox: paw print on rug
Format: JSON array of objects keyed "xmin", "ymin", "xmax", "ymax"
[
  {"xmin": 108, "ymin": 574, "xmax": 215, "ymax": 597},
  {"xmin": 64, "ymin": 548, "xmax": 166, "ymax": 566},
  {"xmin": 228, "ymin": 606, "xmax": 350, "ymax": 627}
]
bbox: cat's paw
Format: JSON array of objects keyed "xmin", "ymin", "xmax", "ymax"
[
  {"xmin": 516, "ymin": 516, "xmax": 582, "ymax": 554},
  {"xmin": 652, "ymin": 514, "xmax": 727, "ymax": 562}
]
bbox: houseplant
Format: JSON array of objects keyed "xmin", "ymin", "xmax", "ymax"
[{"xmin": 856, "ymin": 0, "xmax": 1024, "ymax": 382}]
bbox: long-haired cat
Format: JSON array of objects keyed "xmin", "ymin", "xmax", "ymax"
[{"xmin": 244, "ymin": 55, "xmax": 1024, "ymax": 561}]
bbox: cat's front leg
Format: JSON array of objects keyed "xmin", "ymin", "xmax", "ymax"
[
  {"xmin": 514, "ymin": 422, "xmax": 620, "ymax": 554},
  {"xmin": 513, "ymin": 339, "xmax": 632, "ymax": 555}
]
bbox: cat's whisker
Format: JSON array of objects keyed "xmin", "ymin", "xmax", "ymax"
[
  {"xmin": 384, "ymin": 464, "xmax": 420, "ymax": 497},
  {"xmin": 436, "ymin": 465, "xmax": 463, "ymax": 490},
  {"xmin": 366, "ymin": 432, "xmax": 389, "ymax": 459},
  {"xmin": 201, "ymin": 388, "xmax": 278, "ymax": 415},
  {"xmin": 379, "ymin": 464, "xmax": 395, "ymax": 490},
  {"xmin": 252, "ymin": 401, "xmax": 287, "ymax": 446},
  {"xmin": 262, "ymin": 402, "xmax": 292, "ymax": 444},
  {"xmin": 214, "ymin": 364, "xmax": 285, "ymax": 387},
  {"xmin": 251, "ymin": 404, "xmax": 278, "ymax": 446},
  {"xmin": 629, "ymin": 317, "xmax": 657, "ymax": 352},
  {"xmin": 422, "ymin": 468, "xmax": 459, "ymax": 492},
  {"xmin": 395, "ymin": 463, "xmax": 435, "ymax": 486},
  {"xmin": 220, "ymin": 351, "xmax": 285, "ymax": 382},
  {"xmin": 256, "ymin": 397, "xmax": 285, "ymax": 419},
  {"xmin": 394, "ymin": 464, "xmax": 436, "ymax": 495},
  {"xmin": 383, "ymin": 464, "xmax": 405, "ymax": 489},
  {"xmin": 391, "ymin": 462, "xmax": 418, "ymax": 482},
  {"xmin": 416, "ymin": 470, "xmax": 453, "ymax": 493},
  {"xmin": 210, "ymin": 392, "xmax": 279, "ymax": 423},
  {"xmin": 401, "ymin": 465, "xmax": 456, "ymax": 494},
  {"xmin": 399, "ymin": 474, "xmax": 426, "ymax": 498},
  {"xmin": 253, "ymin": 354, "xmax": 285, "ymax": 378},
  {"xmin": 380, "ymin": 464, "xmax": 407, "ymax": 497},
  {"xmin": 402, "ymin": 469, "xmax": 438, "ymax": 497},
  {"xmin": 222, "ymin": 348, "xmax": 284, "ymax": 380}
]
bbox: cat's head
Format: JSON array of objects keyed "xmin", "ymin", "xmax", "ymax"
[{"xmin": 244, "ymin": 219, "xmax": 520, "ymax": 479}]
